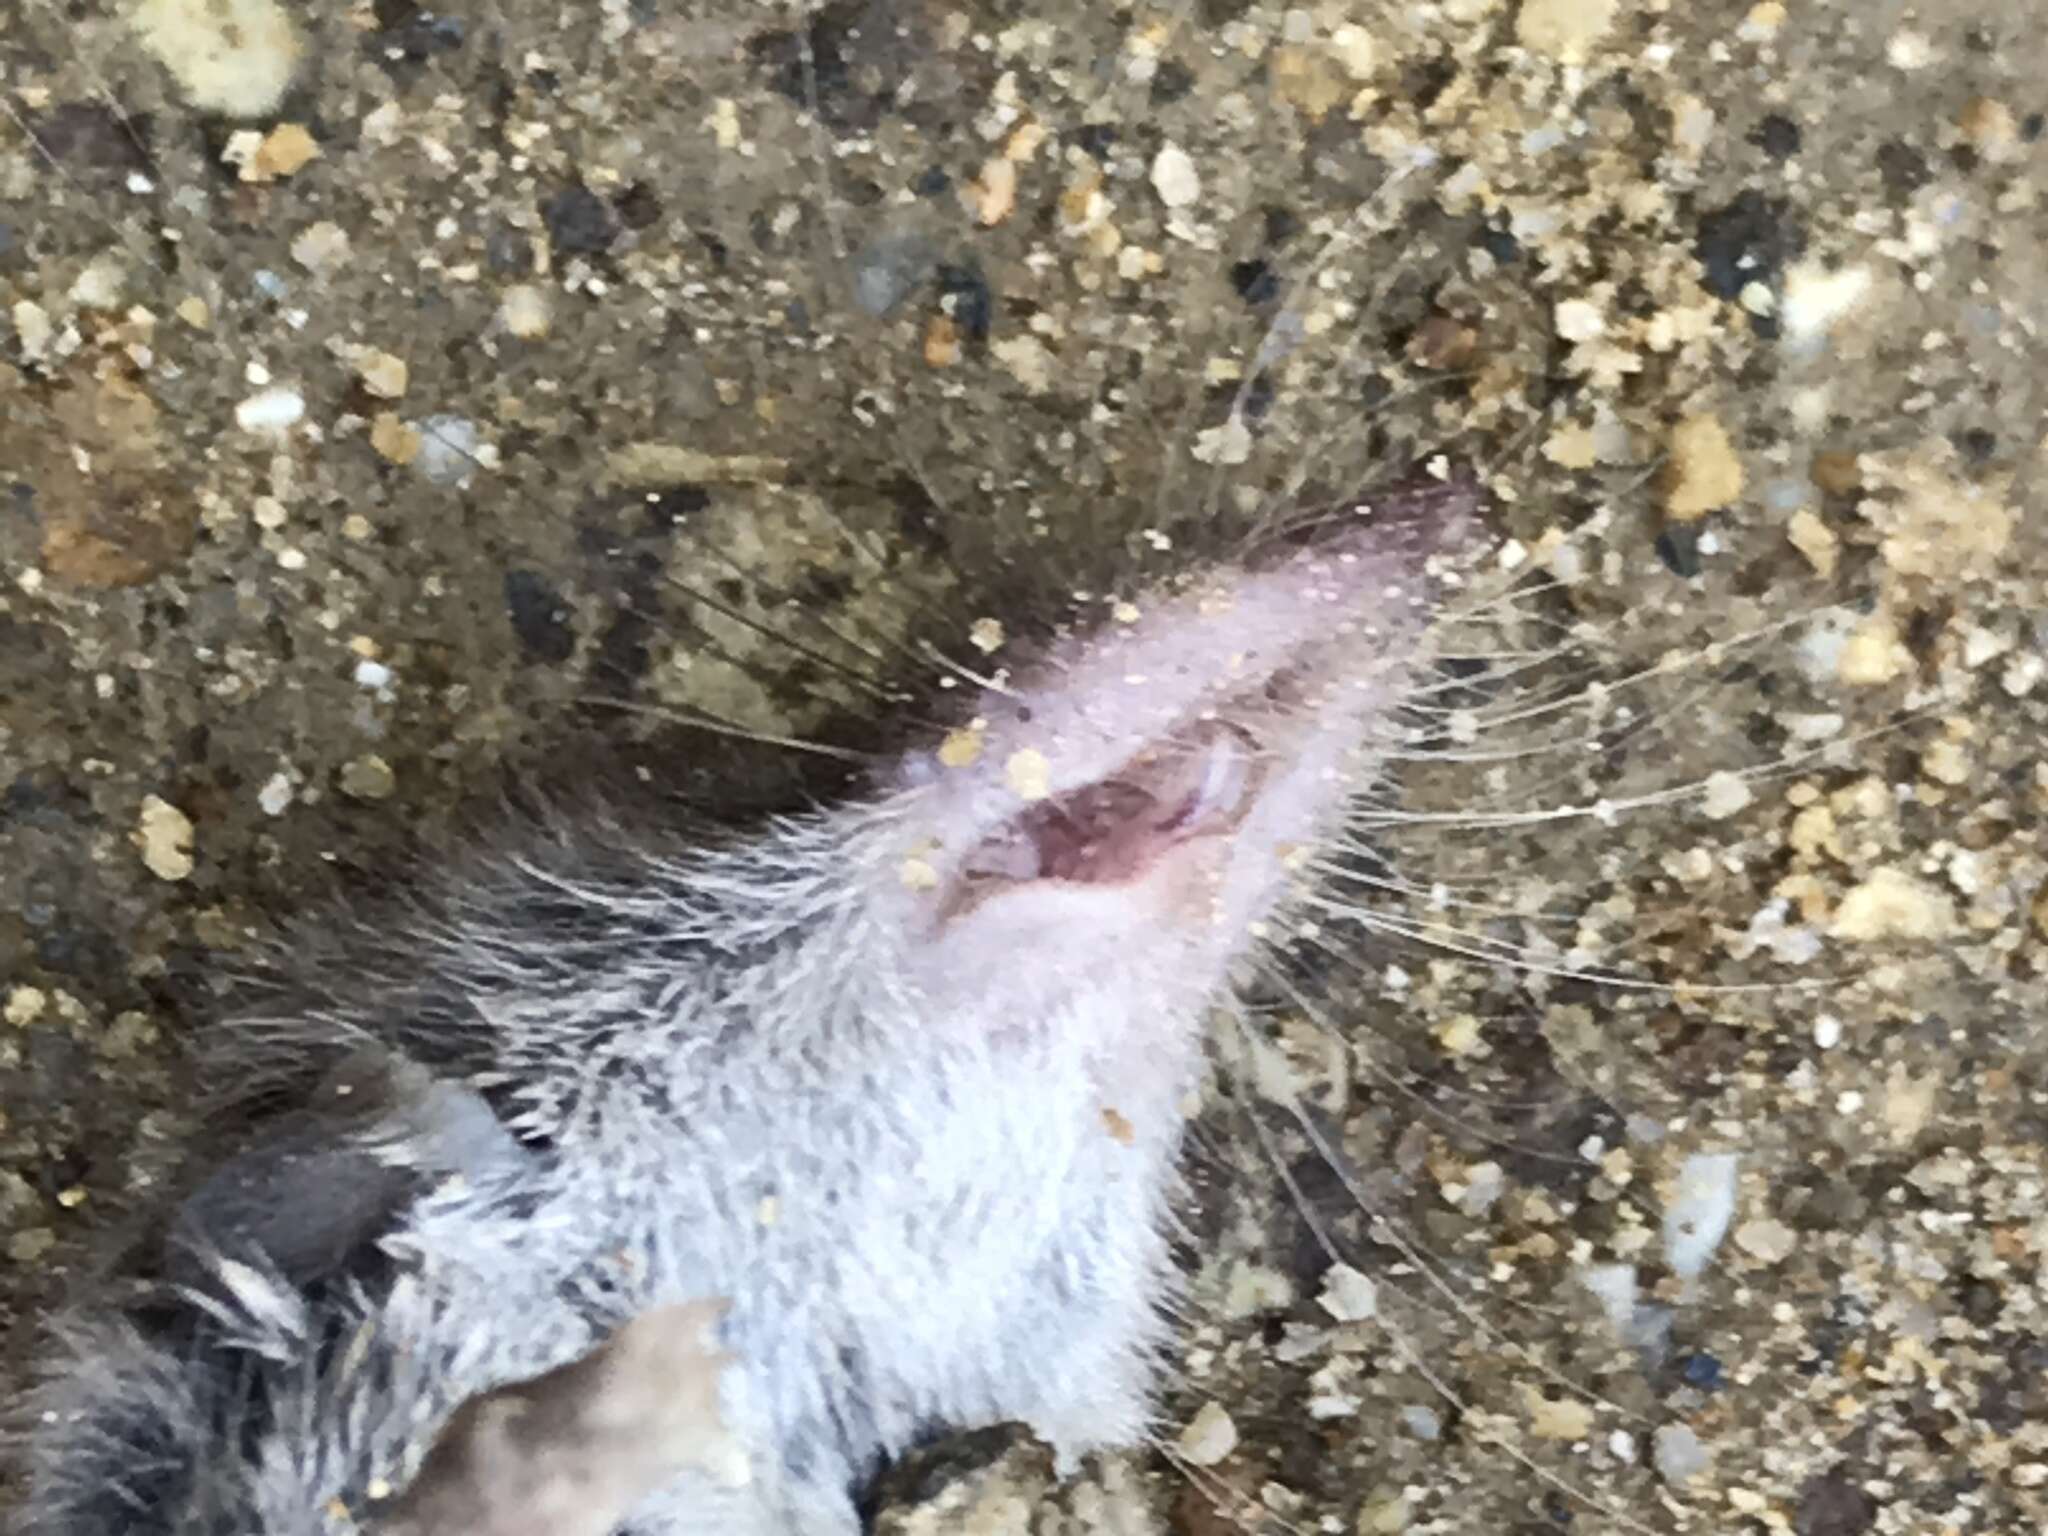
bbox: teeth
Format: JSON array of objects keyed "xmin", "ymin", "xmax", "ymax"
[
  {"xmin": 1169, "ymin": 721, "xmax": 1258, "ymax": 831},
  {"xmin": 1193, "ymin": 726, "xmax": 1252, "ymax": 820}
]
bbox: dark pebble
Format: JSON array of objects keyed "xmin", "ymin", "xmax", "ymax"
[
  {"xmin": 1149, "ymin": 60, "xmax": 1196, "ymax": 105},
  {"xmin": 543, "ymin": 183, "xmax": 619, "ymax": 257},
  {"xmin": 1655, "ymin": 525, "xmax": 1703, "ymax": 578},
  {"xmin": 1753, "ymin": 113, "xmax": 1802, "ymax": 160},
  {"xmin": 1230, "ymin": 258, "xmax": 1280, "ymax": 306},
  {"xmin": 1676, "ymin": 1351, "xmax": 1724, "ymax": 1391},
  {"xmin": 1477, "ymin": 223, "xmax": 1521, "ymax": 264},
  {"xmin": 1694, "ymin": 190, "xmax": 1802, "ymax": 300},
  {"xmin": 1875, "ymin": 140, "xmax": 1931, "ymax": 198},
  {"xmin": 936, "ymin": 263, "xmax": 992, "ymax": 342}
]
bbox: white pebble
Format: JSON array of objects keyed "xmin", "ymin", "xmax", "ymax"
[
  {"xmin": 1176, "ymin": 1401, "xmax": 1238, "ymax": 1466},
  {"xmin": 415, "ymin": 414, "xmax": 486, "ymax": 486},
  {"xmin": 1316, "ymin": 1263, "xmax": 1378, "ymax": 1323},
  {"xmin": 1653, "ymin": 1422, "xmax": 1710, "ymax": 1483},
  {"xmin": 258, "ymin": 773, "xmax": 295, "ymax": 816},
  {"xmin": 1150, "ymin": 142, "xmax": 1201, "ymax": 209},
  {"xmin": 353, "ymin": 659, "xmax": 394, "ymax": 690},
  {"xmin": 1662, "ymin": 1152, "xmax": 1739, "ymax": 1281},
  {"xmin": 235, "ymin": 386, "xmax": 304, "ymax": 434},
  {"xmin": 1698, "ymin": 770, "xmax": 1753, "ymax": 819}
]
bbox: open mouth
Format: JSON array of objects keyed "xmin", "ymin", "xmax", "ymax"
[{"xmin": 956, "ymin": 716, "xmax": 1270, "ymax": 897}]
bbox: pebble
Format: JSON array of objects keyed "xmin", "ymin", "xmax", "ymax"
[
  {"xmin": 1150, "ymin": 143, "xmax": 1200, "ymax": 209},
  {"xmin": 1663, "ymin": 413, "xmax": 1744, "ymax": 522},
  {"xmin": 1829, "ymin": 867, "xmax": 1956, "ymax": 942},
  {"xmin": 1316, "ymin": 1263, "xmax": 1378, "ymax": 1323},
  {"xmin": 135, "ymin": 796, "xmax": 195, "ymax": 881},
  {"xmin": 414, "ymin": 415, "xmax": 487, "ymax": 485},
  {"xmin": 235, "ymin": 386, "xmax": 305, "ymax": 435},
  {"xmin": 1516, "ymin": 0, "xmax": 1618, "ymax": 60},
  {"xmin": 1176, "ymin": 1401, "xmax": 1238, "ymax": 1466},
  {"xmin": 1663, "ymin": 1152, "xmax": 1739, "ymax": 1280},
  {"xmin": 356, "ymin": 350, "xmax": 408, "ymax": 401},
  {"xmin": 131, "ymin": 0, "xmax": 302, "ymax": 118},
  {"xmin": 1652, "ymin": 1422, "xmax": 1710, "ymax": 1483},
  {"xmin": 499, "ymin": 284, "xmax": 552, "ymax": 339},
  {"xmin": 339, "ymin": 755, "xmax": 396, "ymax": 801},
  {"xmin": 370, "ymin": 412, "xmax": 423, "ymax": 466},
  {"xmin": 291, "ymin": 222, "xmax": 352, "ymax": 276},
  {"xmin": 1733, "ymin": 1216, "xmax": 1797, "ymax": 1264},
  {"xmin": 11, "ymin": 299, "xmax": 54, "ymax": 361},
  {"xmin": 257, "ymin": 773, "xmax": 295, "ymax": 816}
]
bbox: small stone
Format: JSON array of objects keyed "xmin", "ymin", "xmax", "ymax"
[
  {"xmin": 136, "ymin": 795, "xmax": 195, "ymax": 881},
  {"xmin": 68, "ymin": 256, "xmax": 128, "ymax": 310},
  {"xmin": 414, "ymin": 414, "xmax": 489, "ymax": 485},
  {"xmin": 1958, "ymin": 96, "xmax": 2019, "ymax": 152},
  {"xmin": 1781, "ymin": 262, "xmax": 1872, "ymax": 344},
  {"xmin": 369, "ymin": 412, "xmax": 422, "ymax": 465},
  {"xmin": 1663, "ymin": 413, "xmax": 1744, "ymax": 522},
  {"xmin": 968, "ymin": 618, "xmax": 1004, "ymax": 654},
  {"xmin": 990, "ymin": 335, "xmax": 1055, "ymax": 396},
  {"xmin": 4, "ymin": 986, "xmax": 49, "ymax": 1026},
  {"xmin": 339, "ymin": 755, "xmax": 396, "ymax": 801},
  {"xmin": 1150, "ymin": 142, "xmax": 1200, "ymax": 209},
  {"xmin": 258, "ymin": 772, "xmax": 294, "ymax": 816},
  {"xmin": 966, "ymin": 157, "xmax": 1017, "ymax": 226},
  {"xmin": 1516, "ymin": 0, "xmax": 1619, "ymax": 60},
  {"xmin": 1699, "ymin": 770, "xmax": 1753, "ymax": 820},
  {"xmin": 1831, "ymin": 867, "xmax": 1955, "ymax": 942},
  {"xmin": 1864, "ymin": 444, "xmax": 2014, "ymax": 582},
  {"xmin": 131, "ymin": 0, "xmax": 303, "ymax": 119},
  {"xmin": 248, "ymin": 121, "xmax": 319, "ymax": 181},
  {"xmin": 1176, "ymin": 1402, "xmax": 1238, "ymax": 1466},
  {"xmin": 1191, "ymin": 417, "xmax": 1252, "ymax": 466},
  {"xmin": 1554, "ymin": 297, "xmax": 1605, "ymax": 341},
  {"xmin": 1733, "ymin": 1216, "xmax": 1796, "ymax": 1264},
  {"xmin": 291, "ymin": 220, "xmax": 351, "ymax": 275},
  {"xmin": 1663, "ymin": 1152, "xmax": 1740, "ymax": 1280},
  {"xmin": 1525, "ymin": 1390, "xmax": 1596, "ymax": 1441},
  {"xmin": 356, "ymin": 349, "xmax": 408, "ymax": 400},
  {"xmin": 1836, "ymin": 614, "xmax": 1908, "ymax": 686},
  {"xmin": 922, "ymin": 314, "xmax": 960, "ymax": 369},
  {"xmin": 11, "ymin": 299, "xmax": 54, "ymax": 360},
  {"xmin": 235, "ymin": 387, "xmax": 304, "ymax": 435},
  {"xmin": 500, "ymin": 284, "xmax": 552, "ymax": 338},
  {"xmin": 1317, "ymin": 1263, "xmax": 1378, "ymax": 1322},
  {"xmin": 1786, "ymin": 507, "xmax": 1839, "ymax": 577},
  {"xmin": 1920, "ymin": 738, "xmax": 1971, "ymax": 786},
  {"xmin": 705, "ymin": 97, "xmax": 742, "ymax": 150},
  {"xmin": 1328, "ymin": 24, "xmax": 1377, "ymax": 80},
  {"xmin": 1653, "ymin": 1423, "xmax": 1710, "ymax": 1483},
  {"xmin": 175, "ymin": 295, "xmax": 211, "ymax": 329}
]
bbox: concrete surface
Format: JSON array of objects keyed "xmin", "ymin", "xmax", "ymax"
[{"xmin": 3, "ymin": 1, "xmax": 2046, "ymax": 1531}]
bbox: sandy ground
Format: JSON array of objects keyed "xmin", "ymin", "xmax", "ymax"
[{"xmin": 3, "ymin": 1, "xmax": 2046, "ymax": 1532}]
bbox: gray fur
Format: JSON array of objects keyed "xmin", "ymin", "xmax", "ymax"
[
  {"xmin": 12, "ymin": 501, "xmax": 1461, "ymax": 1534},
  {"xmin": 16, "ymin": 805, "xmax": 1197, "ymax": 1535}
]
